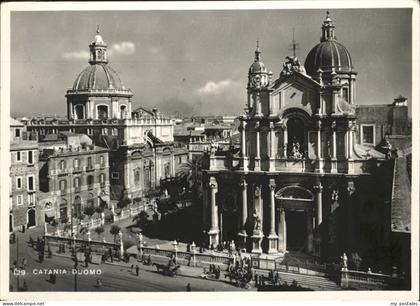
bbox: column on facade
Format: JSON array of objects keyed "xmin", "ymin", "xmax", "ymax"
[
  {"xmin": 269, "ymin": 122, "xmax": 276, "ymax": 171},
  {"xmin": 344, "ymin": 126, "xmax": 349, "ymax": 159},
  {"xmin": 208, "ymin": 176, "xmax": 219, "ymax": 248},
  {"xmin": 314, "ymin": 182, "xmax": 323, "ymax": 226},
  {"xmin": 348, "ymin": 122, "xmax": 354, "ymax": 159},
  {"xmin": 124, "ymin": 158, "xmax": 130, "ymax": 191},
  {"xmin": 316, "ymin": 120, "xmax": 324, "ymax": 172},
  {"xmin": 277, "ymin": 207, "xmax": 287, "ymax": 252},
  {"xmin": 332, "ymin": 121, "xmax": 337, "ymax": 159},
  {"xmin": 238, "ymin": 178, "xmax": 248, "ymax": 247},
  {"xmin": 283, "ymin": 124, "xmax": 288, "ymax": 158},
  {"xmin": 267, "ymin": 179, "xmax": 278, "ymax": 253},
  {"xmin": 255, "ymin": 122, "xmax": 261, "ymax": 171},
  {"xmin": 240, "ymin": 119, "xmax": 249, "ymax": 171}
]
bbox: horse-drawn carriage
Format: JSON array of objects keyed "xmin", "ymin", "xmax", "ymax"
[{"xmin": 152, "ymin": 262, "xmax": 180, "ymax": 277}]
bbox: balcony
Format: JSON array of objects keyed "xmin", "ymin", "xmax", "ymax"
[{"xmin": 74, "ymin": 187, "xmax": 81, "ymax": 193}]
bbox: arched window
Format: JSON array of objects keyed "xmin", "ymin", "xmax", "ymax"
[
  {"xmin": 99, "ymin": 173, "xmax": 106, "ymax": 186},
  {"xmin": 59, "ymin": 179, "xmax": 67, "ymax": 191},
  {"xmin": 120, "ymin": 105, "xmax": 127, "ymax": 119},
  {"xmin": 74, "ymin": 177, "xmax": 80, "ymax": 189},
  {"xmin": 73, "ymin": 159, "xmax": 80, "ymax": 171},
  {"xmin": 74, "ymin": 105, "xmax": 84, "ymax": 119},
  {"xmin": 60, "ymin": 160, "xmax": 66, "ymax": 171},
  {"xmin": 97, "ymin": 105, "xmax": 109, "ymax": 120},
  {"xmin": 87, "ymin": 175, "xmax": 94, "ymax": 189}
]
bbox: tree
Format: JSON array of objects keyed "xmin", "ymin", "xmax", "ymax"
[
  {"xmin": 350, "ymin": 252, "xmax": 362, "ymax": 271},
  {"xmin": 175, "ymin": 156, "xmax": 205, "ymax": 201},
  {"xmin": 95, "ymin": 226, "xmax": 104, "ymax": 240},
  {"xmin": 110, "ymin": 225, "xmax": 121, "ymax": 243},
  {"xmin": 83, "ymin": 206, "xmax": 95, "ymax": 219},
  {"xmin": 132, "ymin": 211, "xmax": 149, "ymax": 229}
]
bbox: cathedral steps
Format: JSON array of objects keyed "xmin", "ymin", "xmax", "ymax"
[{"xmin": 255, "ymin": 269, "xmax": 342, "ymax": 291}]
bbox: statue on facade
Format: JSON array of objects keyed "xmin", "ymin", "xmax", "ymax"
[
  {"xmin": 290, "ymin": 137, "xmax": 303, "ymax": 159},
  {"xmin": 280, "ymin": 56, "xmax": 307, "ymax": 77},
  {"xmin": 252, "ymin": 209, "xmax": 262, "ymax": 232}
]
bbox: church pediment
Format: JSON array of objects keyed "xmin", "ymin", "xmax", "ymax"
[{"xmin": 270, "ymin": 73, "xmax": 320, "ymax": 116}]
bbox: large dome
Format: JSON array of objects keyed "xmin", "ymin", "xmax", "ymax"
[
  {"xmin": 304, "ymin": 40, "xmax": 353, "ymax": 76},
  {"xmin": 72, "ymin": 63, "xmax": 126, "ymax": 91},
  {"xmin": 304, "ymin": 11, "xmax": 354, "ymax": 77}
]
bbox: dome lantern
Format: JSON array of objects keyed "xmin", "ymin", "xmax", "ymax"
[
  {"xmin": 89, "ymin": 26, "xmax": 108, "ymax": 65},
  {"xmin": 321, "ymin": 10, "xmax": 336, "ymax": 42}
]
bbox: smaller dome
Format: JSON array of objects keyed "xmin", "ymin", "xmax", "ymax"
[
  {"xmin": 249, "ymin": 42, "xmax": 267, "ymax": 74},
  {"xmin": 72, "ymin": 63, "xmax": 126, "ymax": 91},
  {"xmin": 249, "ymin": 61, "xmax": 266, "ymax": 74}
]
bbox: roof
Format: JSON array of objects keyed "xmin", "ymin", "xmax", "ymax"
[
  {"xmin": 390, "ymin": 154, "xmax": 411, "ymax": 233},
  {"xmin": 71, "ymin": 63, "xmax": 128, "ymax": 92},
  {"xmin": 304, "ymin": 40, "xmax": 353, "ymax": 76},
  {"xmin": 10, "ymin": 117, "xmax": 24, "ymax": 127}
]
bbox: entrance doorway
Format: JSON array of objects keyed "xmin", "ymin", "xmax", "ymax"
[
  {"xmin": 27, "ymin": 209, "xmax": 36, "ymax": 228},
  {"xmin": 285, "ymin": 210, "xmax": 306, "ymax": 251}
]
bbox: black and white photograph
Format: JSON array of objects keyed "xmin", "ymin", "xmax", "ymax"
[{"xmin": 0, "ymin": 1, "xmax": 418, "ymax": 302}]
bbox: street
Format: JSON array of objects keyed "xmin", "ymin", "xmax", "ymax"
[{"xmin": 9, "ymin": 228, "xmax": 249, "ymax": 292}]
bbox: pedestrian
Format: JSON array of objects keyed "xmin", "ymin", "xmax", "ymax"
[
  {"xmin": 135, "ymin": 265, "xmax": 139, "ymax": 276},
  {"xmin": 96, "ymin": 278, "xmax": 103, "ymax": 288},
  {"xmin": 130, "ymin": 264, "xmax": 134, "ymax": 272},
  {"xmin": 186, "ymin": 283, "xmax": 191, "ymax": 291},
  {"xmin": 21, "ymin": 258, "xmax": 27, "ymax": 269}
]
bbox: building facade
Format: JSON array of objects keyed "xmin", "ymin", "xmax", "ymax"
[
  {"xmin": 9, "ymin": 118, "xmax": 40, "ymax": 231},
  {"xmin": 202, "ymin": 12, "xmax": 410, "ymax": 270},
  {"xmin": 38, "ymin": 133, "xmax": 110, "ymax": 224}
]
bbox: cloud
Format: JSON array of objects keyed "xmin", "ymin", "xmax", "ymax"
[
  {"xmin": 62, "ymin": 50, "xmax": 89, "ymax": 60},
  {"xmin": 109, "ymin": 41, "xmax": 136, "ymax": 56},
  {"xmin": 62, "ymin": 41, "xmax": 136, "ymax": 60},
  {"xmin": 197, "ymin": 79, "xmax": 240, "ymax": 96}
]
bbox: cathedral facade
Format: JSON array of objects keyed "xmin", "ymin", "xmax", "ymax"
[{"xmin": 202, "ymin": 12, "xmax": 409, "ymax": 265}]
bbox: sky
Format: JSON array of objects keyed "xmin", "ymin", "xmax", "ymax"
[{"xmin": 10, "ymin": 8, "xmax": 412, "ymax": 117}]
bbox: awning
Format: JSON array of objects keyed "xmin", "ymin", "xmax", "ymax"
[{"xmin": 45, "ymin": 210, "xmax": 55, "ymax": 218}]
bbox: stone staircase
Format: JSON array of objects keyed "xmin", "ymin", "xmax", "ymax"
[{"xmin": 256, "ymin": 269, "xmax": 342, "ymax": 291}]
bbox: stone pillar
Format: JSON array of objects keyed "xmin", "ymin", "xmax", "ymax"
[
  {"xmin": 208, "ymin": 177, "xmax": 219, "ymax": 248},
  {"xmin": 269, "ymin": 122, "xmax": 276, "ymax": 171},
  {"xmin": 283, "ymin": 126, "xmax": 288, "ymax": 158},
  {"xmin": 277, "ymin": 207, "xmax": 287, "ymax": 252},
  {"xmin": 255, "ymin": 122, "xmax": 261, "ymax": 171},
  {"xmin": 238, "ymin": 178, "xmax": 248, "ymax": 247},
  {"xmin": 306, "ymin": 209, "xmax": 313, "ymax": 253},
  {"xmin": 240, "ymin": 119, "xmax": 249, "ymax": 171},
  {"xmin": 331, "ymin": 121, "xmax": 337, "ymax": 173},
  {"xmin": 347, "ymin": 121, "xmax": 354, "ymax": 174},
  {"xmin": 316, "ymin": 120, "xmax": 324, "ymax": 172},
  {"xmin": 267, "ymin": 179, "xmax": 278, "ymax": 253},
  {"xmin": 314, "ymin": 183, "xmax": 323, "ymax": 226},
  {"xmin": 119, "ymin": 231, "xmax": 124, "ymax": 258}
]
